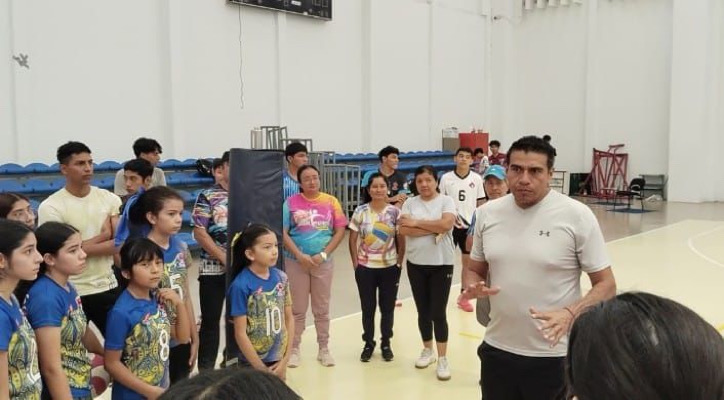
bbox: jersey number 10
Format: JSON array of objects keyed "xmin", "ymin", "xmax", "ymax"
[{"xmin": 265, "ymin": 307, "xmax": 282, "ymax": 336}]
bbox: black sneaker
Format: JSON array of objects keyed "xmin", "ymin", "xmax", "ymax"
[
  {"xmin": 381, "ymin": 344, "xmax": 394, "ymax": 361},
  {"xmin": 360, "ymin": 341, "xmax": 375, "ymax": 362}
]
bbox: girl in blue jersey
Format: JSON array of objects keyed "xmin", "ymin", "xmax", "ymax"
[
  {"xmin": 104, "ymin": 238, "xmax": 190, "ymax": 400},
  {"xmin": 128, "ymin": 187, "xmax": 198, "ymax": 382},
  {"xmin": 0, "ymin": 219, "xmax": 43, "ymax": 399},
  {"xmin": 25, "ymin": 222, "xmax": 105, "ymax": 400},
  {"xmin": 228, "ymin": 224, "xmax": 293, "ymax": 381}
]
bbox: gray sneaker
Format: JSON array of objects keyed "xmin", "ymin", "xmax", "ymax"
[
  {"xmin": 317, "ymin": 348, "xmax": 336, "ymax": 367},
  {"xmin": 288, "ymin": 348, "xmax": 301, "ymax": 368}
]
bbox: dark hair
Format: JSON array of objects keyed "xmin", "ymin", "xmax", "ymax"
[
  {"xmin": 378, "ymin": 145, "xmax": 400, "ymax": 161},
  {"xmin": 506, "ymin": 135, "xmax": 556, "ymax": 170},
  {"xmin": 489, "ymin": 140, "xmax": 501, "ymax": 148},
  {"xmin": 57, "ymin": 141, "xmax": 92, "ymax": 164},
  {"xmin": 473, "ymin": 148, "xmax": 485, "ymax": 156},
  {"xmin": 296, "ymin": 165, "xmax": 320, "ymax": 193},
  {"xmin": 567, "ymin": 292, "xmax": 724, "ymax": 400},
  {"xmin": 132, "ymin": 137, "xmax": 163, "ymax": 157},
  {"xmin": 35, "ymin": 222, "xmax": 79, "ymax": 275},
  {"xmin": 220, "ymin": 150, "xmax": 230, "ymax": 164},
  {"xmin": 123, "ymin": 158, "xmax": 154, "ymax": 180},
  {"xmin": 284, "ymin": 142, "xmax": 308, "ymax": 160},
  {"xmin": 158, "ymin": 367, "xmax": 301, "ymax": 400},
  {"xmin": 0, "ymin": 193, "xmax": 30, "ymax": 218},
  {"xmin": 0, "ymin": 219, "xmax": 34, "ymax": 280},
  {"xmin": 543, "ymin": 134, "xmax": 552, "ymax": 142},
  {"xmin": 455, "ymin": 147, "xmax": 473, "ymax": 156},
  {"xmin": 128, "ymin": 186, "xmax": 184, "ymax": 227},
  {"xmin": 230, "ymin": 223, "xmax": 276, "ymax": 270},
  {"xmin": 211, "ymin": 158, "xmax": 224, "ymax": 171},
  {"xmin": 119, "ymin": 238, "xmax": 164, "ymax": 277},
  {"xmin": 364, "ymin": 172, "xmax": 388, "ymax": 203},
  {"xmin": 409, "ymin": 165, "xmax": 439, "ymax": 196}
]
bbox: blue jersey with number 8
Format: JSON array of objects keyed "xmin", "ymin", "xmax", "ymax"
[{"xmin": 105, "ymin": 290, "xmax": 170, "ymax": 400}]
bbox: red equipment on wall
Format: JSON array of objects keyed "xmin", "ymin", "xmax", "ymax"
[
  {"xmin": 458, "ymin": 132, "xmax": 489, "ymax": 153},
  {"xmin": 581, "ymin": 144, "xmax": 629, "ymax": 198}
]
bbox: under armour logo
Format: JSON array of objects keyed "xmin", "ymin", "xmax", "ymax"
[{"xmin": 539, "ymin": 231, "xmax": 550, "ymax": 237}]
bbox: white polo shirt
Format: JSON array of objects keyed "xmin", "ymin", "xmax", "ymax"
[{"xmin": 470, "ymin": 190, "xmax": 610, "ymax": 357}]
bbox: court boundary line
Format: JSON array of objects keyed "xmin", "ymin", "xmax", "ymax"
[
  {"xmin": 605, "ymin": 220, "xmax": 689, "ymax": 245},
  {"xmin": 687, "ymin": 224, "xmax": 724, "ymax": 269}
]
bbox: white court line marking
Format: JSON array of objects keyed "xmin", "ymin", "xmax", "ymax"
[
  {"xmin": 606, "ymin": 220, "xmax": 689, "ymax": 245},
  {"xmin": 687, "ymin": 225, "xmax": 724, "ymax": 269}
]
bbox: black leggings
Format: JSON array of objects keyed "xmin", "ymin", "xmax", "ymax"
[
  {"xmin": 407, "ymin": 262, "xmax": 453, "ymax": 342},
  {"xmin": 169, "ymin": 344, "xmax": 191, "ymax": 384},
  {"xmin": 355, "ymin": 265, "xmax": 401, "ymax": 344}
]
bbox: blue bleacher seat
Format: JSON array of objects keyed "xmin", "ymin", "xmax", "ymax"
[
  {"xmin": 25, "ymin": 163, "xmax": 53, "ymax": 174},
  {"xmin": 48, "ymin": 163, "xmax": 61, "ymax": 173},
  {"xmin": 176, "ymin": 232, "xmax": 198, "ymax": 249},
  {"xmin": 182, "ymin": 210, "xmax": 192, "ymax": 226},
  {"xmin": 91, "ymin": 178, "xmax": 114, "ymax": 190},
  {"xmin": 97, "ymin": 161, "xmax": 122, "ymax": 172},
  {"xmin": 51, "ymin": 177, "xmax": 66, "ymax": 189},
  {"xmin": 29, "ymin": 199, "xmax": 40, "ymax": 212},
  {"xmin": 0, "ymin": 163, "xmax": 27, "ymax": 175},
  {"xmin": 0, "ymin": 180, "xmax": 27, "ymax": 193},
  {"xmin": 179, "ymin": 159, "xmax": 197, "ymax": 168},
  {"xmin": 177, "ymin": 190, "xmax": 194, "ymax": 203},
  {"xmin": 168, "ymin": 172, "xmax": 213, "ymax": 186},
  {"xmin": 25, "ymin": 179, "xmax": 55, "ymax": 194},
  {"xmin": 159, "ymin": 159, "xmax": 182, "ymax": 169}
]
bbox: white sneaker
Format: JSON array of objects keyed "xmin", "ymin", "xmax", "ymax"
[
  {"xmin": 317, "ymin": 348, "xmax": 336, "ymax": 367},
  {"xmin": 288, "ymin": 348, "xmax": 300, "ymax": 368},
  {"xmin": 414, "ymin": 348, "xmax": 436, "ymax": 369},
  {"xmin": 436, "ymin": 356, "xmax": 451, "ymax": 381}
]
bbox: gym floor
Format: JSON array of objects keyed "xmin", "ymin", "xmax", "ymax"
[{"xmin": 99, "ymin": 197, "xmax": 724, "ymax": 399}]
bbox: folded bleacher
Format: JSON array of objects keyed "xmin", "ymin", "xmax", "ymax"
[{"xmin": 0, "ymin": 150, "xmax": 456, "ymax": 250}]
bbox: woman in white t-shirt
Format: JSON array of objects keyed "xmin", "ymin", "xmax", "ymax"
[{"xmin": 399, "ymin": 165, "xmax": 456, "ymax": 381}]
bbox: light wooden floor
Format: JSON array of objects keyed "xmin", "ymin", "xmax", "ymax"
[{"xmin": 98, "ymin": 198, "xmax": 724, "ymax": 399}]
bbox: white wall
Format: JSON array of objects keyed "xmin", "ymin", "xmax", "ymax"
[
  {"xmin": 491, "ymin": 0, "xmax": 672, "ymax": 180},
  {"xmin": 1, "ymin": 0, "xmax": 489, "ymax": 164},
  {"xmin": 667, "ymin": 0, "xmax": 724, "ymax": 202}
]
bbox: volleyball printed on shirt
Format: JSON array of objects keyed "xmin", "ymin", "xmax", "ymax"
[{"xmin": 363, "ymin": 220, "xmax": 395, "ymax": 250}]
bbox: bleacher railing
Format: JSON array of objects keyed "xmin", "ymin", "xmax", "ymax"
[{"xmin": 320, "ymin": 164, "xmax": 361, "ymax": 217}]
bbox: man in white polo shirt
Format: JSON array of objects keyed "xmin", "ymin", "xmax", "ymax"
[{"xmin": 463, "ymin": 135, "xmax": 616, "ymax": 400}]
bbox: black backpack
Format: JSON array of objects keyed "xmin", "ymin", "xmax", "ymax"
[{"xmin": 195, "ymin": 158, "xmax": 214, "ymax": 177}]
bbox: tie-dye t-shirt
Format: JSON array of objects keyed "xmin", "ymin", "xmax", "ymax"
[
  {"xmin": 159, "ymin": 236, "xmax": 191, "ymax": 347},
  {"xmin": 25, "ymin": 276, "xmax": 91, "ymax": 398},
  {"xmin": 105, "ymin": 290, "xmax": 170, "ymax": 400},
  {"xmin": 348, "ymin": 204, "xmax": 400, "ymax": 268},
  {"xmin": 191, "ymin": 184, "xmax": 229, "ymax": 275},
  {"xmin": 0, "ymin": 295, "xmax": 41, "ymax": 400},
  {"xmin": 283, "ymin": 192, "xmax": 348, "ymax": 259},
  {"xmin": 228, "ymin": 268, "xmax": 291, "ymax": 364}
]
